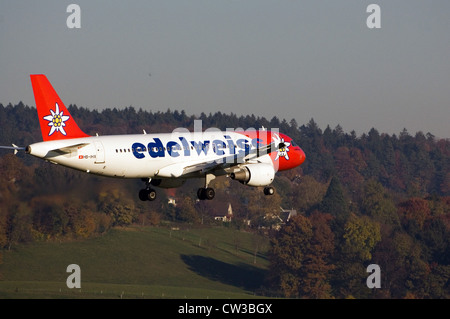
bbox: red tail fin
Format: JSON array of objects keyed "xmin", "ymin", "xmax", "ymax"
[{"xmin": 30, "ymin": 74, "xmax": 90, "ymax": 141}]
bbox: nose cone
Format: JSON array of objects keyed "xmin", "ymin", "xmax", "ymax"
[
  {"xmin": 298, "ymin": 147, "xmax": 306, "ymax": 166},
  {"xmin": 276, "ymin": 145, "xmax": 306, "ymax": 171}
]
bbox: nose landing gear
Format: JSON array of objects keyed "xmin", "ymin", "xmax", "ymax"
[{"xmin": 264, "ymin": 186, "xmax": 275, "ymax": 196}]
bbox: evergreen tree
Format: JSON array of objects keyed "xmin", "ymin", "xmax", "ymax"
[{"xmin": 319, "ymin": 176, "xmax": 349, "ymax": 236}]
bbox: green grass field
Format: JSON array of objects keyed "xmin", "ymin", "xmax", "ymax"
[{"xmin": 0, "ymin": 225, "xmax": 270, "ymax": 299}]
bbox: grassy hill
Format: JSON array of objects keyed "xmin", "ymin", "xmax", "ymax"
[{"xmin": 0, "ymin": 225, "xmax": 270, "ymax": 299}]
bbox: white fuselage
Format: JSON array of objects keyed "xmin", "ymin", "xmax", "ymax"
[{"xmin": 26, "ymin": 131, "xmax": 273, "ymax": 179}]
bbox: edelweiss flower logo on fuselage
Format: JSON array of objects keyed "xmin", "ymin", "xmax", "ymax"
[
  {"xmin": 272, "ymin": 133, "xmax": 291, "ymax": 161},
  {"xmin": 43, "ymin": 103, "xmax": 70, "ymax": 136}
]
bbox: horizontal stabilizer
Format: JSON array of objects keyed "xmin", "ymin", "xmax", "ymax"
[{"xmin": 0, "ymin": 144, "xmax": 25, "ymax": 155}]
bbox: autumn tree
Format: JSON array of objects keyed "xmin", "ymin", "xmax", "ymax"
[
  {"xmin": 6, "ymin": 203, "xmax": 33, "ymax": 249},
  {"xmin": 361, "ymin": 180, "xmax": 400, "ymax": 227},
  {"xmin": 268, "ymin": 213, "xmax": 335, "ymax": 298},
  {"xmin": 251, "ymin": 230, "xmax": 267, "ymax": 264},
  {"xmin": 388, "ymin": 232, "xmax": 430, "ymax": 298},
  {"xmin": 332, "ymin": 214, "xmax": 381, "ymax": 298},
  {"xmin": 301, "ymin": 211, "xmax": 335, "ymax": 298},
  {"xmin": 291, "ymin": 175, "xmax": 327, "ymax": 212},
  {"xmin": 68, "ymin": 207, "xmax": 96, "ymax": 238},
  {"xmin": 397, "ymin": 198, "xmax": 431, "ymax": 237},
  {"xmin": 0, "ymin": 214, "xmax": 6, "ymax": 249},
  {"xmin": 425, "ymin": 264, "xmax": 450, "ymax": 298},
  {"xmin": 334, "ymin": 146, "xmax": 366, "ymax": 194},
  {"xmin": 31, "ymin": 196, "xmax": 69, "ymax": 239},
  {"xmin": 268, "ymin": 215, "xmax": 313, "ymax": 297},
  {"xmin": 137, "ymin": 209, "xmax": 161, "ymax": 226},
  {"xmin": 97, "ymin": 186, "xmax": 137, "ymax": 227},
  {"xmin": 176, "ymin": 196, "xmax": 200, "ymax": 223},
  {"xmin": 422, "ymin": 218, "xmax": 450, "ymax": 265},
  {"xmin": 246, "ymin": 186, "xmax": 282, "ymax": 226},
  {"xmin": 342, "ymin": 214, "xmax": 381, "ymax": 261}
]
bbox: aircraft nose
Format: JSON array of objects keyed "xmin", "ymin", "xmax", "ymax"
[{"xmin": 298, "ymin": 147, "xmax": 306, "ymax": 165}]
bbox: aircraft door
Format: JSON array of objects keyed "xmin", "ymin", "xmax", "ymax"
[{"xmin": 94, "ymin": 141, "xmax": 105, "ymax": 163}]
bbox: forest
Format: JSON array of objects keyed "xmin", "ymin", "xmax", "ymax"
[{"xmin": 0, "ymin": 102, "xmax": 449, "ymax": 298}]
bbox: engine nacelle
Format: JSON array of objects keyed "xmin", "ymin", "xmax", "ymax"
[
  {"xmin": 150, "ymin": 178, "xmax": 186, "ymax": 189},
  {"xmin": 230, "ymin": 163, "xmax": 275, "ymax": 187}
]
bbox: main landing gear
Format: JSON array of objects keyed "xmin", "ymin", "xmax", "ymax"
[
  {"xmin": 139, "ymin": 178, "xmax": 156, "ymax": 201},
  {"xmin": 138, "ymin": 176, "xmax": 275, "ymax": 202},
  {"xmin": 197, "ymin": 174, "xmax": 216, "ymax": 200},
  {"xmin": 197, "ymin": 187, "xmax": 215, "ymax": 200},
  {"xmin": 196, "ymin": 175, "xmax": 275, "ymax": 200}
]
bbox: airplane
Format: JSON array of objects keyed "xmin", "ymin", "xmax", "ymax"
[{"xmin": 1, "ymin": 74, "xmax": 306, "ymax": 201}]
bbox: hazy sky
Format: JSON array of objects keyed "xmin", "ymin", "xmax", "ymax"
[{"xmin": 1, "ymin": 1, "xmax": 449, "ymax": 138}]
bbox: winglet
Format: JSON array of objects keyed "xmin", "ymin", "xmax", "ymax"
[{"xmin": 30, "ymin": 74, "xmax": 90, "ymax": 141}]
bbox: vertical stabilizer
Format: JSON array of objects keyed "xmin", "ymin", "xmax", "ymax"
[{"xmin": 30, "ymin": 74, "xmax": 90, "ymax": 141}]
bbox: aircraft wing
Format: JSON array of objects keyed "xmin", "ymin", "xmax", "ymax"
[{"xmin": 155, "ymin": 141, "xmax": 277, "ymax": 178}]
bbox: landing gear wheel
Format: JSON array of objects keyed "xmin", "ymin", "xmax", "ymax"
[
  {"xmin": 197, "ymin": 187, "xmax": 215, "ymax": 200},
  {"xmin": 139, "ymin": 188, "xmax": 157, "ymax": 201},
  {"xmin": 139, "ymin": 189, "xmax": 148, "ymax": 201},
  {"xmin": 205, "ymin": 187, "xmax": 215, "ymax": 200},
  {"xmin": 147, "ymin": 189, "xmax": 157, "ymax": 201},
  {"xmin": 197, "ymin": 188, "xmax": 205, "ymax": 200},
  {"xmin": 264, "ymin": 186, "xmax": 275, "ymax": 196}
]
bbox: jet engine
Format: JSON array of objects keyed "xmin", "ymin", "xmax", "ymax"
[{"xmin": 230, "ymin": 163, "xmax": 275, "ymax": 187}]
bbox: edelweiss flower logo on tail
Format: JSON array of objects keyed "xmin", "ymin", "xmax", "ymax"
[
  {"xmin": 43, "ymin": 103, "xmax": 70, "ymax": 136},
  {"xmin": 272, "ymin": 133, "xmax": 291, "ymax": 161}
]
